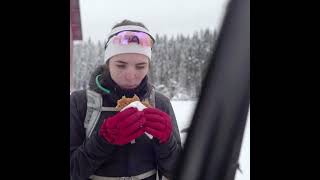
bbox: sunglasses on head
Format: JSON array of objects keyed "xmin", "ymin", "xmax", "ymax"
[{"xmin": 105, "ymin": 31, "xmax": 154, "ymax": 50}]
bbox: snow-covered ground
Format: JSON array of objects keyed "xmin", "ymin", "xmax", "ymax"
[
  {"xmin": 171, "ymin": 100, "xmax": 197, "ymax": 144},
  {"xmin": 171, "ymin": 100, "xmax": 250, "ymax": 180}
]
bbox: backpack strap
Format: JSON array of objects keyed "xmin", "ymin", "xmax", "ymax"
[
  {"xmin": 147, "ymin": 85, "xmax": 156, "ymax": 108},
  {"xmin": 84, "ymin": 90, "xmax": 118, "ymax": 139}
]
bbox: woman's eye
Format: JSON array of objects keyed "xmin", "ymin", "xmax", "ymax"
[
  {"xmin": 116, "ymin": 65, "xmax": 125, "ymax": 69},
  {"xmin": 136, "ymin": 66, "xmax": 145, "ymax": 70}
]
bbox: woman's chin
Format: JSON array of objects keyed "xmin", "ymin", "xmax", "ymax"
[{"xmin": 122, "ymin": 85, "xmax": 137, "ymax": 89}]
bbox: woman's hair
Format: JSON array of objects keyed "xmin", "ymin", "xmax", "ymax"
[{"xmin": 111, "ymin": 19, "xmax": 149, "ymax": 30}]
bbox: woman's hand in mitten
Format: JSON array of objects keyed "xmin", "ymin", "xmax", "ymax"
[
  {"xmin": 143, "ymin": 108, "xmax": 172, "ymax": 144},
  {"xmin": 99, "ymin": 107, "xmax": 145, "ymax": 145}
]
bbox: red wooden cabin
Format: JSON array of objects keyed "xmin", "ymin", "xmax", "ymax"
[{"xmin": 70, "ymin": 0, "xmax": 82, "ymax": 90}]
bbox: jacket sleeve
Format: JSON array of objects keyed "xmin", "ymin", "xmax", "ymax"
[
  {"xmin": 153, "ymin": 93, "xmax": 182, "ymax": 179},
  {"xmin": 70, "ymin": 90, "xmax": 116, "ymax": 180}
]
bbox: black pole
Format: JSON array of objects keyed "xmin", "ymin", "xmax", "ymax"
[{"xmin": 174, "ymin": 0, "xmax": 250, "ymax": 179}]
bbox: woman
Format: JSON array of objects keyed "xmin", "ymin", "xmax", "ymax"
[{"xmin": 70, "ymin": 20, "xmax": 181, "ymax": 180}]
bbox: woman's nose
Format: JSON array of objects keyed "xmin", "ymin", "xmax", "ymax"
[{"xmin": 125, "ymin": 69, "xmax": 136, "ymax": 80}]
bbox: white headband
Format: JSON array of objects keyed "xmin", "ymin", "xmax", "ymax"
[{"xmin": 104, "ymin": 25, "xmax": 155, "ymax": 63}]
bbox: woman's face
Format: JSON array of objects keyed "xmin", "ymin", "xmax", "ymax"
[{"xmin": 109, "ymin": 53, "xmax": 149, "ymax": 89}]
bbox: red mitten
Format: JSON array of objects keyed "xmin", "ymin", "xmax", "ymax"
[
  {"xmin": 99, "ymin": 107, "xmax": 146, "ymax": 145},
  {"xmin": 143, "ymin": 108, "xmax": 173, "ymax": 144}
]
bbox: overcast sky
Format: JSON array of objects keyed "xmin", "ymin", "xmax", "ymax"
[{"xmin": 79, "ymin": 0, "xmax": 229, "ymax": 43}]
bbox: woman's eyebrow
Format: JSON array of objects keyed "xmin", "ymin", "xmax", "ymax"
[
  {"xmin": 136, "ymin": 62, "xmax": 147, "ymax": 65},
  {"xmin": 115, "ymin": 60, "xmax": 128, "ymax": 64}
]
